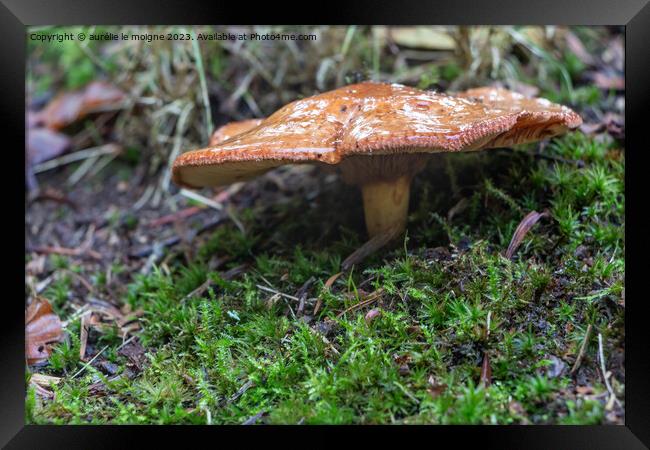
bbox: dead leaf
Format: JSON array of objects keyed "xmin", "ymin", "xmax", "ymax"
[
  {"xmin": 324, "ymin": 272, "xmax": 343, "ymax": 291},
  {"xmin": 81, "ymin": 81, "xmax": 125, "ymax": 112},
  {"xmin": 40, "ymin": 81, "xmax": 125, "ymax": 130},
  {"xmin": 27, "ymin": 128, "xmax": 71, "ymax": 165},
  {"xmin": 387, "ymin": 26, "xmax": 456, "ymax": 50},
  {"xmin": 505, "ymin": 210, "xmax": 549, "ymax": 259},
  {"xmin": 565, "ymin": 31, "xmax": 596, "ymax": 66},
  {"xmin": 40, "ymin": 91, "xmax": 85, "ymax": 130},
  {"xmin": 480, "ymin": 353, "xmax": 492, "ymax": 386},
  {"xmin": 26, "ymin": 297, "xmax": 64, "ymax": 365},
  {"xmin": 427, "ymin": 375, "xmax": 447, "ymax": 398},
  {"xmin": 118, "ymin": 339, "xmax": 146, "ymax": 371}
]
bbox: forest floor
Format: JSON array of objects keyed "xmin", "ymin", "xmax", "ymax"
[{"xmin": 25, "ymin": 26, "xmax": 625, "ymax": 424}]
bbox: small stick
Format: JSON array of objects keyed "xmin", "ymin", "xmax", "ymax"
[
  {"xmin": 336, "ymin": 289, "xmax": 384, "ymax": 319},
  {"xmin": 570, "ymin": 324, "xmax": 593, "ymax": 375},
  {"xmin": 295, "ymin": 276, "xmax": 315, "ymax": 317},
  {"xmin": 242, "ymin": 411, "xmax": 265, "ymax": 425}
]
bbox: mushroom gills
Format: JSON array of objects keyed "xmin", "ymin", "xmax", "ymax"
[{"xmin": 339, "ymin": 153, "xmax": 429, "ymax": 239}]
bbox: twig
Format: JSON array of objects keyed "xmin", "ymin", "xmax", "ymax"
[
  {"xmin": 242, "ymin": 410, "xmax": 265, "ymax": 425},
  {"xmin": 181, "ymin": 278, "xmax": 213, "ymax": 303},
  {"xmin": 336, "ymin": 289, "xmax": 384, "ymax": 319},
  {"xmin": 570, "ymin": 324, "xmax": 593, "ymax": 375},
  {"xmin": 341, "ymin": 226, "xmax": 400, "ymax": 271},
  {"xmin": 221, "ymin": 380, "xmax": 254, "ymax": 407},
  {"xmin": 597, "ymin": 332, "xmax": 622, "ymax": 407},
  {"xmin": 295, "ymin": 276, "xmax": 316, "ymax": 317}
]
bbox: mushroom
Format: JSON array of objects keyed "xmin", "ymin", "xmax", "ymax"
[
  {"xmin": 173, "ymin": 82, "xmax": 581, "ymax": 239},
  {"xmin": 208, "ymin": 119, "xmax": 264, "ymax": 146}
]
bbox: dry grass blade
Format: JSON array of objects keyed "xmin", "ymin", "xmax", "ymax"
[{"xmin": 505, "ymin": 210, "xmax": 550, "ymax": 259}]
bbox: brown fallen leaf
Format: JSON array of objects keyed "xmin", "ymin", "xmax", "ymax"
[
  {"xmin": 118, "ymin": 339, "xmax": 146, "ymax": 372},
  {"xmin": 26, "ymin": 297, "xmax": 64, "ymax": 365},
  {"xmin": 81, "ymin": 81, "xmax": 125, "ymax": 112},
  {"xmin": 480, "ymin": 352, "xmax": 492, "ymax": 387},
  {"xmin": 40, "ymin": 81, "xmax": 125, "ymax": 130},
  {"xmin": 505, "ymin": 210, "xmax": 550, "ymax": 260},
  {"xmin": 39, "ymin": 91, "xmax": 85, "ymax": 130}
]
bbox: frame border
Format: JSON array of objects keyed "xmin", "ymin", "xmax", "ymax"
[{"xmin": 6, "ymin": 0, "xmax": 649, "ymax": 447}]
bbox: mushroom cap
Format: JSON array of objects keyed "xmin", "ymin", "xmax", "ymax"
[
  {"xmin": 173, "ymin": 82, "xmax": 581, "ymax": 188},
  {"xmin": 209, "ymin": 119, "xmax": 264, "ymax": 146}
]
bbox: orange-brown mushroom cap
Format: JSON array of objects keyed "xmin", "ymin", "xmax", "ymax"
[
  {"xmin": 208, "ymin": 119, "xmax": 264, "ymax": 146},
  {"xmin": 172, "ymin": 81, "xmax": 581, "ymax": 189}
]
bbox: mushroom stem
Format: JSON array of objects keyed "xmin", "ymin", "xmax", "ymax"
[{"xmin": 361, "ymin": 175, "xmax": 412, "ymax": 239}]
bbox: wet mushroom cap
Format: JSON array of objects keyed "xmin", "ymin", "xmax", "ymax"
[
  {"xmin": 172, "ymin": 81, "xmax": 581, "ymax": 189},
  {"xmin": 208, "ymin": 119, "xmax": 264, "ymax": 146}
]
